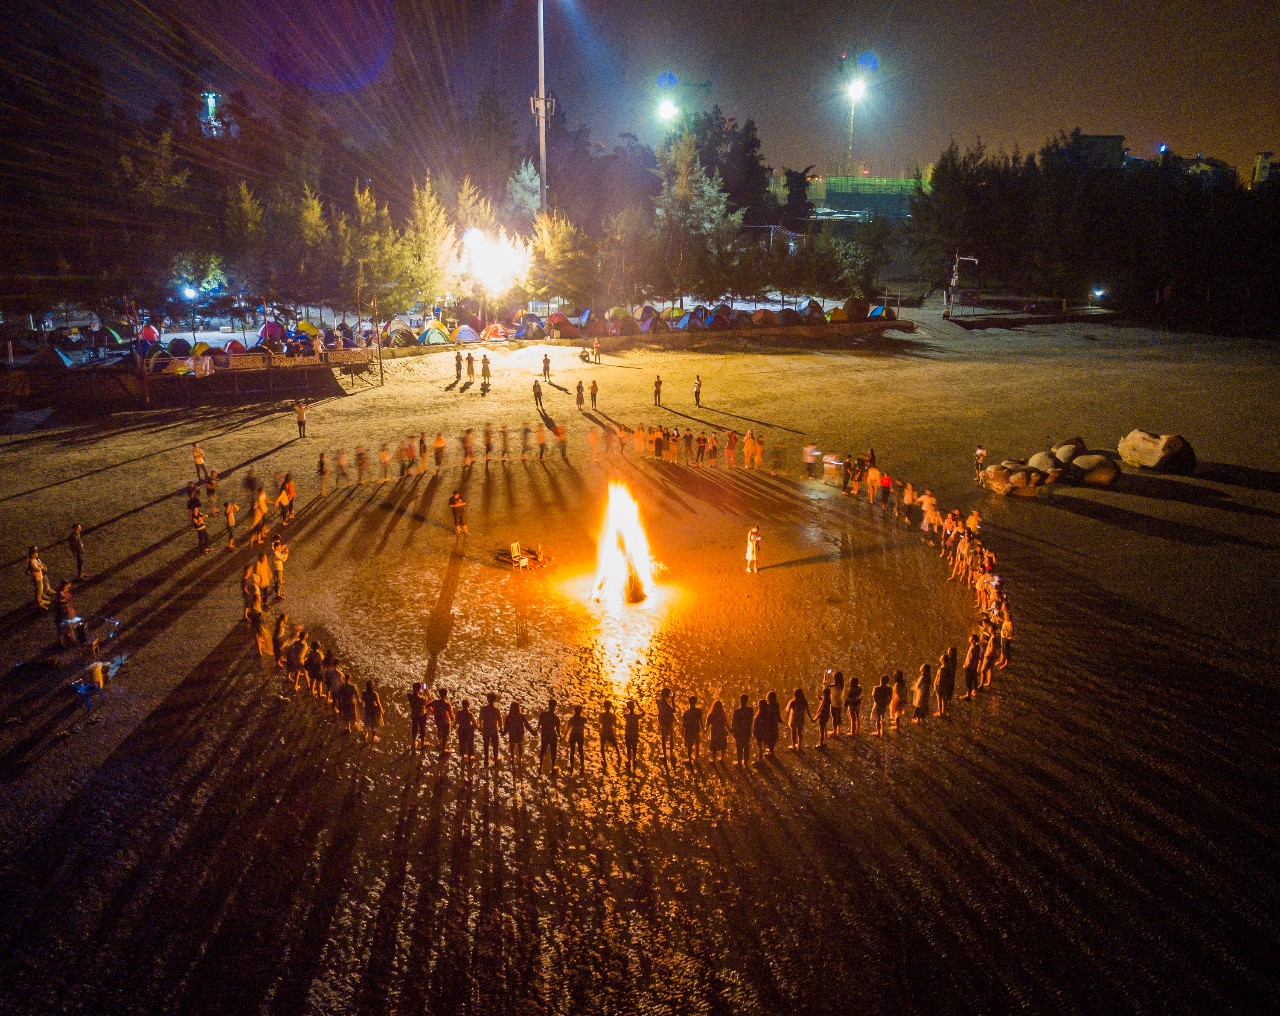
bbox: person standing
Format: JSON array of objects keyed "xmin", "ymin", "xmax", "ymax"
[
  {"xmin": 693, "ymin": 374, "xmax": 702, "ymax": 407},
  {"xmin": 815, "ymin": 686, "xmax": 833, "ymax": 747},
  {"xmin": 653, "ymin": 375, "xmax": 662, "ymax": 406},
  {"xmin": 204, "ymin": 470, "xmax": 219, "ymax": 511},
  {"xmin": 362, "ymin": 680, "xmax": 384, "ymax": 743},
  {"xmin": 599, "ymin": 700, "xmax": 623, "ymax": 774},
  {"xmin": 742, "ymin": 431, "xmax": 756, "ymax": 470},
  {"xmin": 828, "ymin": 670, "xmax": 845, "ymax": 736},
  {"xmin": 318, "ymin": 452, "xmax": 329, "ymax": 496},
  {"xmin": 973, "ymin": 444, "xmax": 988, "ymax": 481},
  {"xmin": 480, "ymin": 354, "xmax": 491, "ymax": 386},
  {"xmin": 871, "ymin": 676, "xmax": 892, "ymax": 736},
  {"xmin": 575, "ymin": 380, "xmax": 585, "ymax": 411},
  {"xmin": 455, "ymin": 350, "xmax": 463, "ymax": 381},
  {"xmin": 379, "ymin": 443, "xmax": 391, "ymax": 482},
  {"xmin": 847, "ymin": 675, "xmax": 862, "ymax": 736},
  {"xmin": 803, "ymin": 443, "xmax": 819, "ymax": 479},
  {"xmin": 504, "ymin": 700, "xmax": 534, "ymax": 776},
  {"xmin": 589, "ymin": 379, "xmax": 598, "ymax": 409},
  {"xmin": 681, "ymin": 695, "xmax": 704, "ymax": 765},
  {"xmin": 936, "ymin": 650, "xmax": 955, "ymax": 717},
  {"xmin": 962, "ymin": 633, "xmax": 982, "ymax": 699},
  {"xmin": 726, "ymin": 429, "xmax": 737, "ymax": 468},
  {"xmin": 68, "ymin": 523, "xmax": 85, "ymax": 581},
  {"xmin": 751, "ymin": 697, "xmax": 772, "ymax": 760},
  {"xmin": 192, "ymin": 442, "xmax": 210, "ymax": 482},
  {"xmin": 428, "ymin": 687, "xmax": 454, "ymax": 754},
  {"xmin": 745, "ymin": 525, "xmax": 762, "ymax": 574},
  {"xmin": 787, "ymin": 688, "xmax": 815, "ymax": 752},
  {"xmin": 533, "ymin": 379, "xmax": 543, "ymax": 410},
  {"xmin": 623, "ymin": 700, "xmax": 644, "ymax": 774},
  {"xmin": 455, "ymin": 699, "xmax": 478, "ymax": 763},
  {"xmin": 538, "ymin": 699, "xmax": 561, "ymax": 775},
  {"xmin": 542, "ymin": 353, "xmax": 551, "ymax": 380},
  {"xmin": 731, "ymin": 695, "xmax": 753, "ymax": 766},
  {"xmin": 592, "ymin": 337, "xmax": 600, "ymax": 363},
  {"xmin": 356, "ymin": 445, "xmax": 368, "ymax": 484},
  {"xmin": 270, "ymin": 535, "xmax": 289, "ymax": 599},
  {"xmin": 294, "ymin": 400, "xmax": 307, "ymax": 438},
  {"xmin": 408, "ymin": 682, "xmax": 429, "ymax": 751},
  {"xmin": 27, "ymin": 546, "xmax": 53, "ymax": 608},
  {"xmin": 707, "ymin": 699, "xmax": 728, "ymax": 762},
  {"xmin": 566, "ymin": 705, "xmax": 587, "ymax": 773},
  {"xmin": 889, "ymin": 670, "xmax": 907, "ymax": 732},
  {"xmin": 466, "ymin": 351, "xmax": 475, "ymax": 379},
  {"xmin": 192, "ymin": 504, "xmax": 211, "ymax": 553},
  {"xmin": 480, "ymin": 691, "xmax": 502, "ymax": 769},
  {"xmin": 336, "ymin": 672, "xmax": 359, "ymax": 735},
  {"xmin": 448, "ymin": 490, "xmax": 468, "ymax": 534},
  {"xmin": 912, "ymin": 663, "xmax": 933, "ymax": 724},
  {"xmin": 656, "ymin": 688, "xmax": 676, "ymax": 766}
]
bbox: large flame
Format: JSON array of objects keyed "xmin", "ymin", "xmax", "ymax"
[{"xmin": 594, "ymin": 483, "xmax": 654, "ymax": 605}]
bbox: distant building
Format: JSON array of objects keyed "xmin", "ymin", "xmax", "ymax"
[{"xmin": 1252, "ymin": 152, "xmax": 1275, "ymax": 188}]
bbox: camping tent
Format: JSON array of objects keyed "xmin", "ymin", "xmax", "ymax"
[
  {"xmin": 610, "ymin": 317, "xmax": 640, "ymax": 336},
  {"xmin": 826, "ymin": 307, "xmax": 850, "ymax": 322},
  {"xmin": 691, "ymin": 305, "xmax": 709, "ymax": 321},
  {"xmin": 224, "ymin": 339, "xmax": 247, "ymax": 354},
  {"xmin": 168, "ymin": 337, "xmax": 192, "ymax": 356},
  {"xmin": 843, "ymin": 297, "xmax": 871, "ymax": 320},
  {"xmin": 751, "ymin": 309, "xmax": 779, "ymax": 326},
  {"xmin": 673, "ymin": 312, "xmax": 707, "ymax": 331},
  {"xmin": 611, "ymin": 305, "xmax": 632, "ymax": 321},
  {"xmin": 192, "ymin": 341, "xmax": 212, "ymax": 356},
  {"xmin": 515, "ymin": 323, "xmax": 547, "ymax": 342},
  {"xmin": 707, "ymin": 312, "xmax": 732, "ymax": 330},
  {"xmin": 731, "ymin": 310, "xmax": 755, "ymax": 328},
  {"xmin": 802, "ymin": 299, "xmax": 826, "ymax": 323},
  {"xmin": 574, "ymin": 309, "xmax": 592, "ymax": 329},
  {"xmin": 868, "ymin": 305, "xmax": 897, "ymax": 319},
  {"xmin": 711, "ymin": 303, "xmax": 732, "ymax": 316},
  {"xmin": 293, "ymin": 320, "xmax": 320, "ymax": 338},
  {"xmin": 778, "ymin": 308, "xmax": 802, "ymax": 326},
  {"xmin": 389, "ymin": 325, "xmax": 418, "ymax": 347},
  {"xmin": 480, "ymin": 324, "xmax": 509, "ymax": 341},
  {"xmin": 546, "ymin": 312, "xmax": 580, "ymax": 338},
  {"xmin": 419, "ymin": 321, "xmax": 450, "ymax": 345},
  {"xmin": 259, "ymin": 321, "xmax": 286, "ymax": 342},
  {"xmin": 451, "ymin": 324, "xmax": 481, "ymax": 343},
  {"xmin": 639, "ymin": 314, "xmax": 668, "ymax": 334},
  {"xmin": 465, "ymin": 315, "xmax": 483, "ymax": 333},
  {"xmin": 633, "ymin": 304, "xmax": 658, "ymax": 323},
  {"xmin": 661, "ymin": 306, "xmax": 683, "ymax": 320}
]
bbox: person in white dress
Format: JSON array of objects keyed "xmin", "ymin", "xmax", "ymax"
[{"xmin": 745, "ymin": 525, "xmax": 761, "ymax": 573}]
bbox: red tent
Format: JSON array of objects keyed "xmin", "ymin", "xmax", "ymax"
[
  {"xmin": 751, "ymin": 309, "xmax": 779, "ymax": 326},
  {"xmin": 480, "ymin": 324, "xmax": 509, "ymax": 341},
  {"xmin": 707, "ymin": 312, "xmax": 732, "ymax": 330},
  {"xmin": 224, "ymin": 339, "xmax": 247, "ymax": 354},
  {"xmin": 259, "ymin": 321, "xmax": 286, "ymax": 342},
  {"xmin": 546, "ymin": 312, "xmax": 580, "ymax": 338}
]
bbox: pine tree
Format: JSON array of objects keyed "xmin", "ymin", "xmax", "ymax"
[
  {"xmin": 529, "ymin": 212, "xmax": 596, "ymax": 310},
  {"xmin": 503, "ymin": 160, "xmax": 542, "ymax": 233},
  {"xmin": 404, "ymin": 174, "xmax": 459, "ymax": 307}
]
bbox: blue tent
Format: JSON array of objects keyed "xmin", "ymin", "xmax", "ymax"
[
  {"xmin": 639, "ymin": 315, "xmax": 668, "ymax": 334},
  {"xmin": 868, "ymin": 305, "xmax": 896, "ymax": 319},
  {"xmin": 451, "ymin": 324, "xmax": 481, "ymax": 343},
  {"xmin": 674, "ymin": 312, "xmax": 707, "ymax": 331}
]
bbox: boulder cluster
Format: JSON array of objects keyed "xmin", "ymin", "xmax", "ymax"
[{"xmin": 979, "ymin": 429, "xmax": 1196, "ymax": 497}]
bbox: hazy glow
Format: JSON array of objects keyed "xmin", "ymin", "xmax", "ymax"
[
  {"xmin": 657, "ymin": 98, "xmax": 678, "ymax": 121},
  {"xmin": 594, "ymin": 483, "xmax": 654, "ymax": 605},
  {"xmin": 458, "ymin": 227, "xmax": 531, "ymax": 297},
  {"xmin": 848, "ymin": 78, "xmax": 866, "ymax": 102},
  {"xmin": 182, "ymin": 286, "xmax": 197, "ymax": 300}
]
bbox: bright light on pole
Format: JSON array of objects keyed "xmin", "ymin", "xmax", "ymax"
[
  {"xmin": 845, "ymin": 78, "xmax": 867, "ymax": 176},
  {"xmin": 848, "ymin": 78, "xmax": 866, "ymax": 102},
  {"xmin": 182, "ymin": 286, "xmax": 198, "ymax": 340},
  {"xmin": 657, "ymin": 98, "xmax": 678, "ymax": 122}
]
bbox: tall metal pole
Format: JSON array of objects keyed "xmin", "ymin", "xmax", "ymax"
[
  {"xmin": 537, "ymin": 0, "xmax": 548, "ymax": 213},
  {"xmin": 847, "ymin": 101, "xmax": 855, "ymax": 177}
]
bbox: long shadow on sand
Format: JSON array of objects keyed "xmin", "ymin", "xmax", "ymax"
[{"xmin": 1039, "ymin": 491, "xmax": 1277, "ymax": 550}]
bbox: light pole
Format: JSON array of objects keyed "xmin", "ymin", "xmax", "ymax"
[
  {"xmin": 846, "ymin": 78, "xmax": 866, "ymax": 177},
  {"xmin": 183, "ymin": 286, "xmax": 198, "ymax": 341},
  {"xmin": 531, "ymin": 0, "xmax": 552, "ymax": 214}
]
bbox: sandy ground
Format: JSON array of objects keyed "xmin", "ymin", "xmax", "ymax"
[{"xmin": 0, "ymin": 307, "xmax": 1278, "ymax": 1015}]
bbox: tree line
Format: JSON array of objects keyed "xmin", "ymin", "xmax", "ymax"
[
  {"xmin": 904, "ymin": 131, "xmax": 1280, "ymax": 328},
  {"xmin": 0, "ymin": 38, "xmax": 881, "ymax": 324}
]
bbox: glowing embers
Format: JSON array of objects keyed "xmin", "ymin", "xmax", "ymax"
[{"xmin": 593, "ymin": 483, "xmax": 655, "ymax": 605}]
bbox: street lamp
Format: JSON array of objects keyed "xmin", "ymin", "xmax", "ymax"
[
  {"xmin": 183, "ymin": 286, "xmax": 198, "ymax": 341},
  {"xmin": 530, "ymin": 0, "xmax": 556, "ymax": 214},
  {"xmin": 846, "ymin": 78, "xmax": 866, "ymax": 176},
  {"xmin": 657, "ymin": 98, "xmax": 678, "ymax": 122}
]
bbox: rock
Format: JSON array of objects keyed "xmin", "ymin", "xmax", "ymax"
[
  {"xmin": 1117, "ymin": 429, "xmax": 1197, "ymax": 474},
  {"xmin": 1027, "ymin": 451, "xmax": 1058, "ymax": 473},
  {"xmin": 1001, "ymin": 459, "xmax": 1026, "ymax": 471},
  {"xmin": 1008, "ymin": 470, "xmax": 1029, "ymax": 487},
  {"xmin": 1074, "ymin": 453, "xmax": 1120, "ymax": 487},
  {"xmin": 979, "ymin": 464, "xmax": 1013, "ymax": 495},
  {"xmin": 1053, "ymin": 437, "xmax": 1088, "ymax": 464}
]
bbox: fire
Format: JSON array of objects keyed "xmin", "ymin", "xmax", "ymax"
[{"xmin": 594, "ymin": 483, "xmax": 654, "ymax": 605}]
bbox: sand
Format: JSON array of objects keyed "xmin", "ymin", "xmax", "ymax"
[{"xmin": 0, "ymin": 307, "xmax": 1277, "ymax": 1014}]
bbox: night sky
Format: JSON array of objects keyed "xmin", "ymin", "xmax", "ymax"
[{"xmin": 15, "ymin": 0, "xmax": 1280, "ymax": 176}]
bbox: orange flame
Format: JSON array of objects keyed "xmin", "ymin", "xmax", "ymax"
[{"xmin": 594, "ymin": 483, "xmax": 654, "ymax": 604}]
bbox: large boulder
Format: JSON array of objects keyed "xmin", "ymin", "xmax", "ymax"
[
  {"xmin": 1074, "ymin": 453, "xmax": 1120, "ymax": 488},
  {"xmin": 1117, "ymin": 429, "xmax": 1197, "ymax": 474},
  {"xmin": 1053, "ymin": 437, "xmax": 1088, "ymax": 464},
  {"xmin": 980, "ymin": 464, "xmax": 1013, "ymax": 495},
  {"xmin": 1027, "ymin": 451, "xmax": 1058, "ymax": 473}
]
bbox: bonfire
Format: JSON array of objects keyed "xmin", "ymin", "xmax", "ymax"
[{"xmin": 593, "ymin": 483, "xmax": 655, "ymax": 605}]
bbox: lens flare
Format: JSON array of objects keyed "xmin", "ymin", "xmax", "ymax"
[
  {"xmin": 458, "ymin": 227, "xmax": 532, "ymax": 297},
  {"xmin": 594, "ymin": 483, "xmax": 654, "ymax": 605}
]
